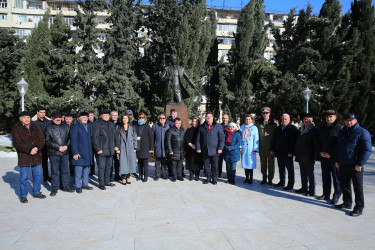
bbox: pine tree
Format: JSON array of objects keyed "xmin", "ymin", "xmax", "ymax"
[{"xmin": 0, "ymin": 29, "xmax": 24, "ymax": 123}]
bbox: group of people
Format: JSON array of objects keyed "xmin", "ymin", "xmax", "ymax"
[{"xmin": 11, "ymin": 106, "xmax": 372, "ymax": 217}]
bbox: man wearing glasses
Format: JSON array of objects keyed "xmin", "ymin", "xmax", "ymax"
[{"xmin": 152, "ymin": 113, "xmax": 170, "ymax": 180}]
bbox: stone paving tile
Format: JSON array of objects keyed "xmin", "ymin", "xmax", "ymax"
[{"xmin": 305, "ymin": 238, "xmax": 375, "ymax": 249}]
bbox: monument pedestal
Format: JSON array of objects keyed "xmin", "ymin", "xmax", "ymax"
[{"xmin": 166, "ymin": 104, "xmax": 190, "ymax": 131}]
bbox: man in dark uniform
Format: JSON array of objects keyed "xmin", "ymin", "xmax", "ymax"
[
  {"xmin": 316, "ymin": 110, "xmax": 343, "ymax": 204},
  {"xmin": 334, "ymin": 113, "xmax": 372, "ymax": 217},
  {"xmin": 32, "ymin": 106, "xmax": 51, "ymax": 182}
]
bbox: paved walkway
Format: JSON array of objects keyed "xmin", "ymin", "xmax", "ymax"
[{"xmin": 0, "ymin": 154, "xmax": 374, "ymax": 249}]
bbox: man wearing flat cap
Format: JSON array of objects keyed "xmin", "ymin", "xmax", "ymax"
[
  {"xmin": 315, "ymin": 110, "xmax": 343, "ymax": 204},
  {"xmin": 257, "ymin": 107, "xmax": 277, "ymax": 185},
  {"xmin": 12, "ymin": 111, "xmax": 46, "ymax": 203},
  {"xmin": 45, "ymin": 111, "xmax": 73, "ymax": 196},
  {"xmin": 334, "ymin": 113, "xmax": 372, "ymax": 216},
  {"xmin": 92, "ymin": 110, "xmax": 117, "ymax": 190},
  {"xmin": 294, "ymin": 113, "xmax": 318, "ymax": 196}
]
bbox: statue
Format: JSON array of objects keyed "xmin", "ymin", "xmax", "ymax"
[{"xmin": 160, "ymin": 54, "xmax": 199, "ymax": 104}]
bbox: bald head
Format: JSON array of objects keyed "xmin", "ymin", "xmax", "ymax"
[{"xmin": 281, "ymin": 114, "xmax": 290, "ymax": 126}]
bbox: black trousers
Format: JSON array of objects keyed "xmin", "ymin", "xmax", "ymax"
[
  {"xmin": 298, "ymin": 162, "xmax": 315, "ymax": 193},
  {"xmin": 218, "ymin": 154, "xmax": 225, "ymax": 177},
  {"xmin": 42, "ymin": 147, "xmax": 49, "ymax": 181},
  {"xmin": 96, "ymin": 156, "xmax": 113, "ymax": 186},
  {"xmin": 155, "ymin": 157, "xmax": 168, "ymax": 178},
  {"xmin": 203, "ymin": 155, "xmax": 219, "ymax": 182},
  {"xmin": 321, "ymin": 158, "xmax": 341, "ymax": 199},
  {"xmin": 112, "ymin": 155, "xmax": 120, "ymax": 179},
  {"xmin": 50, "ymin": 154, "xmax": 70, "ymax": 190},
  {"xmin": 339, "ymin": 164, "xmax": 364, "ymax": 210},
  {"xmin": 90, "ymin": 153, "xmax": 95, "ymax": 175},
  {"xmin": 171, "ymin": 159, "xmax": 183, "ymax": 179},
  {"xmin": 138, "ymin": 158, "xmax": 149, "ymax": 179},
  {"xmin": 276, "ymin": 156, "xmax": 294, "ymax": 187}
]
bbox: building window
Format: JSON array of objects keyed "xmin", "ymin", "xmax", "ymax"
[
  {"xmin": 63, "ymin": 16, "xmax": 74, "ymax": 26},
  {"xmin": 221, "ymin": 50, "xmax": 228, "ymax": 58},
  {"xmin": 49, "ymin": 16, "xmax": 55, "ymax": 24},
  {"xmin": 27, "ymin": 1, "xmax": 42, "ymax": 9},
  {"xmin": 33, "ymin": 16, "xmax": 41, "ymax": 23},
  {"xmin": 0, "ymin": 14, "xmax": 6, "ymax": 20},
  {"xmin": 18, "ymin": 15, "xmax": 27, "ymax": 23},
  {"xmin": 16, "ymin": 29, "xmax": 26, "ymax": 37},
  {"xmin": 219, "ymin": 37, "xmax": 235, "ymax": 45},
  {"xmin": 217, "ymin": 24, "xmax": 237, "ymax": 33},
  {"xmin": 0, "ymin": 0, "xmax": 7, "ymax": 9},
  {"xmin": 14, "ymin": 0, "xmax": 23, "ymax": 8}
]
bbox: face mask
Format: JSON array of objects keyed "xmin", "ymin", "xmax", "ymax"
[{"xmin": 138, "ymin": 120, "xmax": 146, "ymax": 125}]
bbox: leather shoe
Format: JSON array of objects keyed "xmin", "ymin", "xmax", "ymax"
[
  {"xmin": 283, "ymin": 186, "xmax": 293, "ymax": 190},
  {"xmin": 203, "ymin": 180, "xmax": 209, "ymax": 184},
  {"xmin": 260, "ymin": 180, "xmax": 267, "ymax": 185},
  {"xmin": 76, "ymin": 188, "xmax": 82, "ymax": 194},
  {"xmin": 274, "ymin": 182, "xmax": 284, "ymax": 187},
  {"xmin": 105, "ymin": 183, "xmax": 116, "ymax": 187},
  {"xmin": 243, "ymin": 178, "xmax": 249, "ymax": 183},
  {"xmin": 194, "ymin": 176, "xmax": 199, "ymax": 181},
  {"xmin": 295, "ymin": 188, "xmax": 308, "ymax": 194},
  {"xmin": 330, "ymin": 197, "xmax": 339, "ymax": 204},
  {"xmin": 335, "ymin": 203, "xmax": 352, "ymax": 209},
  {"xmin": 268, "ymin": 181, "xmax": 273, "ymax": 185},
  {"xmin": 82, "ymin": 186, "xmax": 93, "ymax": 190},
  {"xmin": 154, "ymin": 177, "xmax": 159, "ymax": 181},
  {"xmin": 316, "ymin": 194, "xmax": 330, "ymax": 200},
  {"xmin": 33, "ymin": 193, "xmax": 46, "ymax": 199},
  {"xmin": 211, "ymin": 180, "xmax": 217, "ymax": 185},
  {"xmin": 20, "ymin": 197, "xmax": 28, "ymax": 203},
  {"xmin": 350, "ymin": 209, "xmax": 362, "ymax": 217},
  {"xmin": 177, "ymin": 177, "xmax": 184, "ymax": 181},
  {"xmin": 50, "ymin": 190, "xmax": 58, "ymax": 196},
  {"xmin": 61, "ymin": 188, "xmax": 75, "ymax": 193},
  {"xmin": 171, "ymin": 178, "xmax": 176, "ymax": 182},
  {"xmin": 98, "ymin": 185, "xmax": 106, "ymax": 190},
  {"xmin": 305, "ymin": 192, "xmax": 315, "ymax": 197},
  {"xmin": 248, "ymin": 178, "xmax": 253, "ymax": 184}
]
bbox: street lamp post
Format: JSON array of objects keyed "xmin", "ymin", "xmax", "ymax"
[
  {"xmin": 17, "ymin": 78, "xmax": 29, "ymax": 112},
  {"xmin": 302, "ymin": 86, "xmax": 312, "ymax": 113}
]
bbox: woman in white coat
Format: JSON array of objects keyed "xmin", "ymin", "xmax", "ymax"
[{"xmin": 240, "ymin": 114, "xmax": 259, "ymax": 184}]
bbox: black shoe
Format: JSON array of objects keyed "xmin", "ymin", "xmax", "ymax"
[
  {"xmin": 61, "ymin": 188, "xmax": 75, "ymax": 193},
  {"xmin": 203, "ymin": 180, "xmax": 209, "ymax": 184},
  {"xmin": 171, "ymin": 178, "xmax": 176, "ymax": 182},
  {"xmin": 131, "ymin": 173, "xmax": 139, "ymax": 178},
  {"xmin": 105, "ymin": 183, "xmax": 116, "ymax": 187},
  {"xmin": 243, "ymin": 178, "xmax": 249, "ymax": 183},
  {"xmin": 114, "ymin": 176, "xmax": 121, "ymax": 181},
  {"xmin": 260, "ymin": 180, "xmax": 267, "ymax": 185},
  {"xmin": 295, "ymin": 188, "xmax": 308, "ymax": 194},
  {"xmin": 305, "ymin": 192, "xmax": 315, "ymax": 197},
  {"xmin": 154, "ymin": 177, "xmax": 159, "ymax": 181},
  {"xmin": 350, "ymin": 209, "xmax": 362, "ymax": 217},
  {"xmin": 76, "ymin": 188, "xmax": 82, "ymax": 194},
  {"xmin": 316, "ymin": 194, "xmax": 330, "ymax": 200},
  {"xmin": 194, "ymin": 176, "xmax": 199, "ymax": 181},
  {"xmin": 82, "ymin": 186, "xmax": 93, "ymax": 190},
  {"xmin": 89, "ymin": 172, "xmax": 94, "ymax": 176},
  {"xmin": 211, "ymin": 180, "xmax": 217, "ymax": 185},
  {"xmin": 283, "ymin": 186, "xmax": 293, "ymax": 190},
  {"xmin": 98, "ymin": 185, "xmax": 106, "ymax": 190},
  {"xmin": 189, "ymin": 175, "xmax": 193, "ymax": 181},
  {"xmin": 274, "ymin": 182, "xmax": 284, "ymax": 187},
  {"xmin": 268, "ymin": 181, "xmax": 273, "ymax": 185},
  {"xmin": 177, "ymin": 177, "xmax": 184, "ymax": 181},
  {"xmin": 20, "ymin": 197, "xmax": 28, "ymax": 203},
  {"xmin": 335, "ymin": 203, "xmax": 352, "ymax": 209},
  {"xmin": 50, "ymin": 190, "xmax": 58, "ymax": 196},
  {"xmin": 33, "ymin": 193, "xmax": 46, "ymax": 199},
  {"xmin": 142, "ymin": 178, "xmax": 148, "ymax": 183},
  {"xmin": 248, "ymin": 178, "xmax": 253, "ymax": 184},
  {"xmin": 330, "ymin": 197, "xmax": 339, "ymax": 204},
  {"xmin": 161, "ymin": 175, "xmax": 168, "ymax": 180}
]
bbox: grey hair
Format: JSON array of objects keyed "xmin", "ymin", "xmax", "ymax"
[{"xmin": 228, "ymin": 122, "xmax": 237, "ymax": 129}]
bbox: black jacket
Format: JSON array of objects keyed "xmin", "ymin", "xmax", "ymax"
[
  {"xmin": 316, "ymin": 121, "xmax": 343, "ymax": 161},
  {"xmin": 271, "ymin": 123, "xmax": 298, "ymax": 158},
  {"xmin": 295, "ymin": 125, "xmax": 318, "ymax": 163},
  {"xmin": 45, "ymin": 122, "xmax": 70, "ymax": 156},
  {"xmin": 135, "ymin": 123, "xmax": 154, "ymax": 159},
  {"xmin": 32, "ymin": 117, "xmax": 52, "ymax": 134},
  {"xmin": 166, "ymin": 125, "xmax": 185, "ymax": 161},
  {"xmin": 91, "ymin": 119, "xmax": 116, "ymax": 156}
]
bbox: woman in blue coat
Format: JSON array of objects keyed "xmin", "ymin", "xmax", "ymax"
[
  {"xmin": 240, "ymin": 115, "xmax": 259, "ymax": 184},
  {"xmin": 223, "ymin": 122, "xmax": 241, "ymax": 185}
]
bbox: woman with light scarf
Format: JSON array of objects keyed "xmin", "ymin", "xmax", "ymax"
[{"xmin": 240, "ymin": 114, "xmax": 259, "ymax": 184}]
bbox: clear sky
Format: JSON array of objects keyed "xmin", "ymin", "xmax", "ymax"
[{"xmin": 207, "ymin": 0, "xmax": 374, "ymax": 14}]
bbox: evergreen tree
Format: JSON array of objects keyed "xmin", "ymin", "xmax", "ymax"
[
  {"xmin": 100, "ymin": 0, "xmax": 144, "ymax": 113},
  {"xmin": 0, "ymin": 29, "xmax": 24, "ymax": 123}
]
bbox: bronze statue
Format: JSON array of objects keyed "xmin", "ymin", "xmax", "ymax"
[{"xmin": 160, "ymin": 54, "xmax": 199, "ymax": 104}]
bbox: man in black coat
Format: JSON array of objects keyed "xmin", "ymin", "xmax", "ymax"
[
  {"xmin": 92, "ymin": 110, "xmax": 117, "ymax": 190},
  {"xmin": 196, "ymin": 112, "xmax": 225, "ymax": 185},
  {"xmin": 294, "ymin": 114, "xmax": 318, "ymax": 196},
  {"xmin": 110, "ymin": 110, "xmax": 121, "ymax": 181},
  {"xmin": 166, "ymin": 118, "xmax": 185, "ymax": 182},
  {"xmin": 271, "ymin": 113, "xmax": 298, "ymax": 190},
  {"xmin": 153, "ymin": 113, "xmax": 170, "ymax": 180},
  {"xmin": 45, "ymin": 111, "xmax": 73, "ymax": 196},
  {"xmin": 315, "ymin": 110, "xmax": 343, "ymax": 204},
  {"xmin": 32, "ymin": 106, "xmax": 51, "ymax": 182}
]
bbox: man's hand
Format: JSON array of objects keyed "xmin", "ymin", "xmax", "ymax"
[
  {"xmin": 115, "ymin": 147, "xmax": 120, "ymax": 154},
  {"xmin": 355, "ymin": 165, "xmax": 362, "ymax": 172},
  {"xmin": 169, "ymin": 152, "xmax": 174, "ymax": 155},
  {"xmin": 217, "ymin": 150, "xmax": 222, "ymax": 154},
  {"xmin": 73, "ymin": 154, "xmax": 81, "ymax": 160},
  {"xmin": 149, "ymin": 150, "xmax": 154, "ymax": 153},
  {"xmin": 30, "ymin": 147, "xmax": 38, "ymax": 155},
  {"xmin": 197, "ymin": 150, "xmax": 201, "ymax": 153},
  {"xmin": 335, "ymin": 162, "xmax": 340, "ymax": 169},
  {"xmin": 59, "ymin": 146, "xmax": 67, "ymax": 152},
  {"xmin": 97, "ymin": 150, "xmax": 103, "ymax": 155},
  {"xmin": 189, "ymin": 143, "xmax": 196, "ymax": 149}
]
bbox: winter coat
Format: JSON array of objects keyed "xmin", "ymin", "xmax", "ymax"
[
  {"xmin": 240, "ymin": 124, "xmax": 259, "ymax": 169},
  {"xmin": 196, "ymin": 122, "xmax": 225, "ymax": 157},
  {"xmin": 45, "ymin": 122, "xmax": 71, "ymax": 157},
  {"xmin": 152, "ymin": 123, "xmax": 170, "ymax": 158},
  {"xmin": 166, "ymin": 116, "xmax": 184, "ymax": 130},
  {"xmin": 185, "ymin": 126, "xmax": 203, "ymax": 171},
  {"xmin": 223, "ymin": 130, "xmax": 241, "ymax": 163},
  {"xmin": 12, "ymin": 122, "xmax": 45, "ymax": 166},
  {"xmin": 257, "ymin": 120, "xmax": 277, "ymax": 156},
  {"xmin": 334, "ymin": 123, "xmax": 372, "ymax": 166},
  {"xmin": 316, "ymin": 121, "xmax": 343, "ymax": 161},
  {"xmin": 115, "ymin": 125, "xmax": 137, "ymax": 175},
  {"xmin": 32, "ymin": 117, "xmax": 51, "ymax": 134},
  {"xmin": 271, "ymin": 123, "xmax": 298, "ymax": 158},
  {"xmin": 70, "ymin": 122, "xmax": 93, "ymax": 166},
  {"xmin": 135, "ymin": 122, "xmax": 154, "ymax": 159},
  {"xmin": 166, "ymin": 125, "xmax": 185, "ymax": 161},
  {"xmin": 91, "ymin": 119, "xmax": 116, "ymax": 157},
  {"xmin": 294, "ymin": 124, "xmax": 318, "ymax": 163}
]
